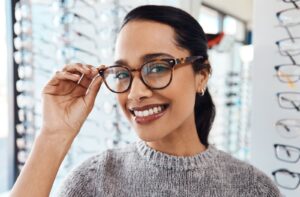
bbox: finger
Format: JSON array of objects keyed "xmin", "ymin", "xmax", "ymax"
[
  {"xmin": 43, "ymin": 71, "xmax": 82, "ymax": 94},
  {"xmin": 77, "ymin": 74, "xmax": 94, "ymax": 89},
  {"xmin": 63, "ymin": 63, "xmax": 92, "ymax": 75},
  {"xmin": 84, "ymin": 64, "xmax": 99, "ymax": 79},
  {"xmin": 56, "ymin": 71, "xmax": 82, "ymax": 82},
  {"xmin": 77, "ymin": 65, "xmax": 102, "ymax": 89},
  {"xmin": 85, "ymin": 65, "xmax": 106, "ymax": 106},
  {"xmin": 85, "ymin": 75, "xmax": 103, "ymax": 107}
]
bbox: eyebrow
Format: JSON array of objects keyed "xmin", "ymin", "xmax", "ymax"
[{"xmin": 113, "ymin": 52, "xmax": 174, "ymax": 67}]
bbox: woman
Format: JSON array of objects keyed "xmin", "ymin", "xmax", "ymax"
[{"xmin": 10, "ymin": 5, "xmax": 281, "ymax": 197}]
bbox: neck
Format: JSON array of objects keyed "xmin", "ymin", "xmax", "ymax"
[{"xmin": 146, "ymin": 117, "xmax": 207, "ymax": 156}]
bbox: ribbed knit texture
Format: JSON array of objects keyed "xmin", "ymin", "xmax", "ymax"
[{"xmin": 57, "ymin": 140, "xmax": 281, "ymax": 197}]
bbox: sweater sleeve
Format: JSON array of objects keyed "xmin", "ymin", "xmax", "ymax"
[
  {"xmin": 56, "ymin": 153, "xmax": 104, "ymax": 197},
  {"xmin": 252, "ymin": 166, "xmax": 282, "ymax": 197}
]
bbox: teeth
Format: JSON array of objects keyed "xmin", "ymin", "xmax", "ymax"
[{"xmin": 133, "ymin": 105, "xmax": 165, "ymax": 117}]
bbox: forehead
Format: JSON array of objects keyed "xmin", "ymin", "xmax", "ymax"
[{"xmin": 114, "ymin": 20, "xmax": 188, "ymax": 64}]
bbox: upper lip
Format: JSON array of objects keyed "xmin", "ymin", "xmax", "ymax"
[{"xmin": 128, "ymin": 103, "xmax": 168, "ymax": 111}]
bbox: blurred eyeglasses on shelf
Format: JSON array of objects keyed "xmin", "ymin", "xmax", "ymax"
[
  {"xmin": 18, "ymin": 107, "xmax": 41, "ymax": 122},
  {"xmin": 276, "ymin": 1, "xmax": 300, "ymax": 26},
  {"xmin": 52, "ymin": 0, "xmax": 99, "ymax": 18},
  {"xmin": 16, "ymin": 122, "xmax": 38, "ymax": 136},
  {"xmin": 53, "ymin": 11, "xmax": 99, "ymax": 34},
  {"xmin": 53, "ymin": 29, "xmax": 99, "ymax": 49},
  {"xmin": 18, "ymin": 63, "xmax": 53, "ymax": 79},
  {"xmin": 14, "ymin": 49, "xmax": 56, "ymax": 65},
  {"xmin": 14, "ymin": 36, "xmax": 33, "ymax": 51},
  {"xmin": 276, "ymin": 119, "xmax": 300, "ymax": 138},
  {"xmin": 17, "ymin": 93, "xmax": 40, "ymax": 109},
  {"xmin": 274, "ymin": 143, "xmax": 300, "ymax": 163},
  {"xmin": 276, "ymin": 37, "xmax": 300, "ymax": 57},
  {"xmin": 274, "ymin": 64, "xmax": 300, "ymax": 84},
  {"xmin": 281, "ymin": 0, "xmax": 300, "ymax": 8},
  {"xmin": 14, "ymin": 20, "xmax": 32, "ymax": 35},
  {"xmin": 272, "ymin": 168, "xmax": 300, "ymax": 190},
  {"xmin": 17, "ymin": 150, "xmax": 29, "ymax": 164},
  {"xmin": 16, "ymin": 79, "xmax": 34, "ymax": 92},
  {"xmin": 276, "ymin": 92, "xmax": 300, "ymax": 111},
  {"xmin": 16, "ymin": 137, "xmax": 33, "ymax": 151},
  {"xmin": 56, "ymin": 45, "xmax": 101, "ymax": 63},
  {"xmin": 15, "ymin": 1, "xmax": 31, "ymax": 21}
]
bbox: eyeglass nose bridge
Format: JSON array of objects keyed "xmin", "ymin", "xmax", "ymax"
[{"xmin": 127, "ymin": 67, "xmax": 154, "ymax": 91}]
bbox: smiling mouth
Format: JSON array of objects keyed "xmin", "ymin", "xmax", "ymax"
[{"xmin": 129, "ymin": 104, "xmax": 169, "ymax": 118}]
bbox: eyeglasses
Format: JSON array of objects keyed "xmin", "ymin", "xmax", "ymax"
[
  {"xmin": 52, "ymin": 0, "xmax": 99, "ymax": 18},
  {"xmin": 18, "ymin": 63, "xmax": 53, "ymax": 79},
  {"xmin": 17, "ymin": 93, "xmax": 40, "ymax": 109},
  {"xmin": 276, "ymin": 37, "xmax": 300, "ymax": 57},
  {"xmin": 53, "ymin": 11, "xmax": 99, "ymax": 34},
  {"xmin": 14, "ymin": 19, "xmax": 32, "ymax": 35},
  {"xmin": 56, "ymin": 45, "xmax": 101, "ymax": 63},
  {"xmin": 276, "ymin": 119, "xmax": 300, "ymax": 138},
  {"xmin": 276, "ymin": 0, "xmax": 300, "ymax": 27},
  {"xmin": 15, "ymin": 2, "xmax": 31, "ymax": 21},
  {"xmin": 276, "ymin": 92, "xmax": 300, "ymax": 111},
  {"xmin": 277, "ymin": 8, "xmax": 300, "ymax": 27},
  {"xmin": 272, "ymin": 168, "xmax": 300, "ymax": 190},
  {"xmin": 53, "ymin": 28, "xmax": 99, "ymax": 49},
  {"xmin": 98, "ymin": 56, "xmax": 208, "ymax": 93},
  {"xmin": 274, "ymin": 64, "xmax": 300, "ymax": 83},
  {"xmin": 16, "ymin": 122, "xmax": 36, "ymax": 136},
  {"xmin": 274, "ymin": 143, "xmax": 300, "ymax": 163}
]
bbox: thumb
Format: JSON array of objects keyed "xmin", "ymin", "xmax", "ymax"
[{"xmin": 85, "ymin": 64, "xmax": 106, "ymax": 107}]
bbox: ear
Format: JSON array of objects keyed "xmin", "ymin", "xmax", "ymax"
[{"xmin": 195, "ymin": 61, "xmax": 210, "ymax": 93}]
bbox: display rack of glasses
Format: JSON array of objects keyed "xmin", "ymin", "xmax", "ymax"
[
  {"xmin": 271, "ymin": 0, "xmax": 300, "ymax": 195},
  {"xmin": 208, "ymin": 41, "xmax": 252, "ymax": 161},
  {"xmin": 13, "ymin": 0, "xmax": 36, "ymax": 175},
  {"xmin": 12, "ymin": 0, "xmax": 137, "ymax": 194}
]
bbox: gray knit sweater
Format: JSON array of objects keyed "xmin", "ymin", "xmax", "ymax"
[{"xmin": 57, "ymin": 140, "xmax": 281, "ymax": 197}]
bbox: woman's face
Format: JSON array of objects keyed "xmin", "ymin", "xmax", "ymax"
[{"xmin": 114, "ymin": 20, "xmax": 207, "ymax": 142}]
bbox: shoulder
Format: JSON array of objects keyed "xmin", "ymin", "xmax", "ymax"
[
  {"xmin": 56, "ymin": 153, "xmax": 106, "ymax": 197},
  {"xmin": 251, "ymin": 165, "xmax": 282, "ymax": 196},
  {"xmin": 212, "ymin": 147, "xmax": 281, "ymax": 196},
  {"xmin": 56, "ymin": 142, "xmax": 137, "ymax": 197}
]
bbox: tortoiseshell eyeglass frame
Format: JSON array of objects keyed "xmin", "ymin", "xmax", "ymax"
[{"xmin": 98, "ymin": 55, "xmax": 209, "ymax": 93}]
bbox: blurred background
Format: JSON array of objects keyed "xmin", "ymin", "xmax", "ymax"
[{"xmin": 0, "ymin": 0, "xmax": 299, "ymax": 196}]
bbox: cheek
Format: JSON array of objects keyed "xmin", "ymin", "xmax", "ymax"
[
  {"xmin": 117, "ymin": 94, "xmax": 130, "ymax": 118},
  {"xmin": 170, "ymin": 89, "xmax": 196, "ymax": 118},
  {"xmin": 167, "ymin": 73, "xmax": 197, "ymax": 117}
]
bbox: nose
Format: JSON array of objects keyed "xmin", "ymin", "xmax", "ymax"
[{"xmin": 127, "ymin": 75, "xmax": 152, "ymax": 101}]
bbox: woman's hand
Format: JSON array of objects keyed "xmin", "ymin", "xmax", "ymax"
[
  {"xmin": 41, "ymin": 63, "xmax": 103, "ymax": 139},
  {"xmin": 10, "ymin": 63, "xmax": 104, "ymax": 197}
]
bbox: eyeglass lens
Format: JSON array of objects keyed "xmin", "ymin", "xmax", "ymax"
[
  {"xmin": 102, "ymin": 60, "xmax": 173, "ymax": 93},
  {"xmin": 276, "ymin": 119, "xmax": 300, "ymax": 138},
  {"xmin": 275, "ymin": 144, "xmax": 300, "ymax": 163},
  {"xmin": 273, "ymin": 169, "xmax": 300, "ymax": 190}
]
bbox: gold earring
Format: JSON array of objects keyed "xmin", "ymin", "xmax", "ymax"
[
  {"xmin": 200, "ymin": 89, "xmax": 205, "ymax": 96},
  {"xmin": 198, "ymin": 87, "xmax": 205, "ymax": 96}
]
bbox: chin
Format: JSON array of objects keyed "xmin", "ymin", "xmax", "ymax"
[{"xmin": 135, "ymin": 130, "xmax": 166, "ymax": 142}]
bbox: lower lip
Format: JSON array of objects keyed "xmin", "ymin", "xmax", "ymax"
[{"xmin": 134, "ymin": 108, "xmax": 168, "ymax": 124}]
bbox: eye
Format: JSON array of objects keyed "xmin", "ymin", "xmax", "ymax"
[
  {"xmin": 151, "ymin": 65, "xmax": 168, "ymax": 73},
  {"xmin": 115, "ymin": 71, "xmax": 130, "ymax": 80},
  {"xmin": 145, "ymin": 63, "xmax": 170, "ymax": 74}
]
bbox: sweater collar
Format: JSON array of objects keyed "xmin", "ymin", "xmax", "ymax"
[{"xmin": 136, "ymin": 140, "xmax": 218, "ymax": 171}]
